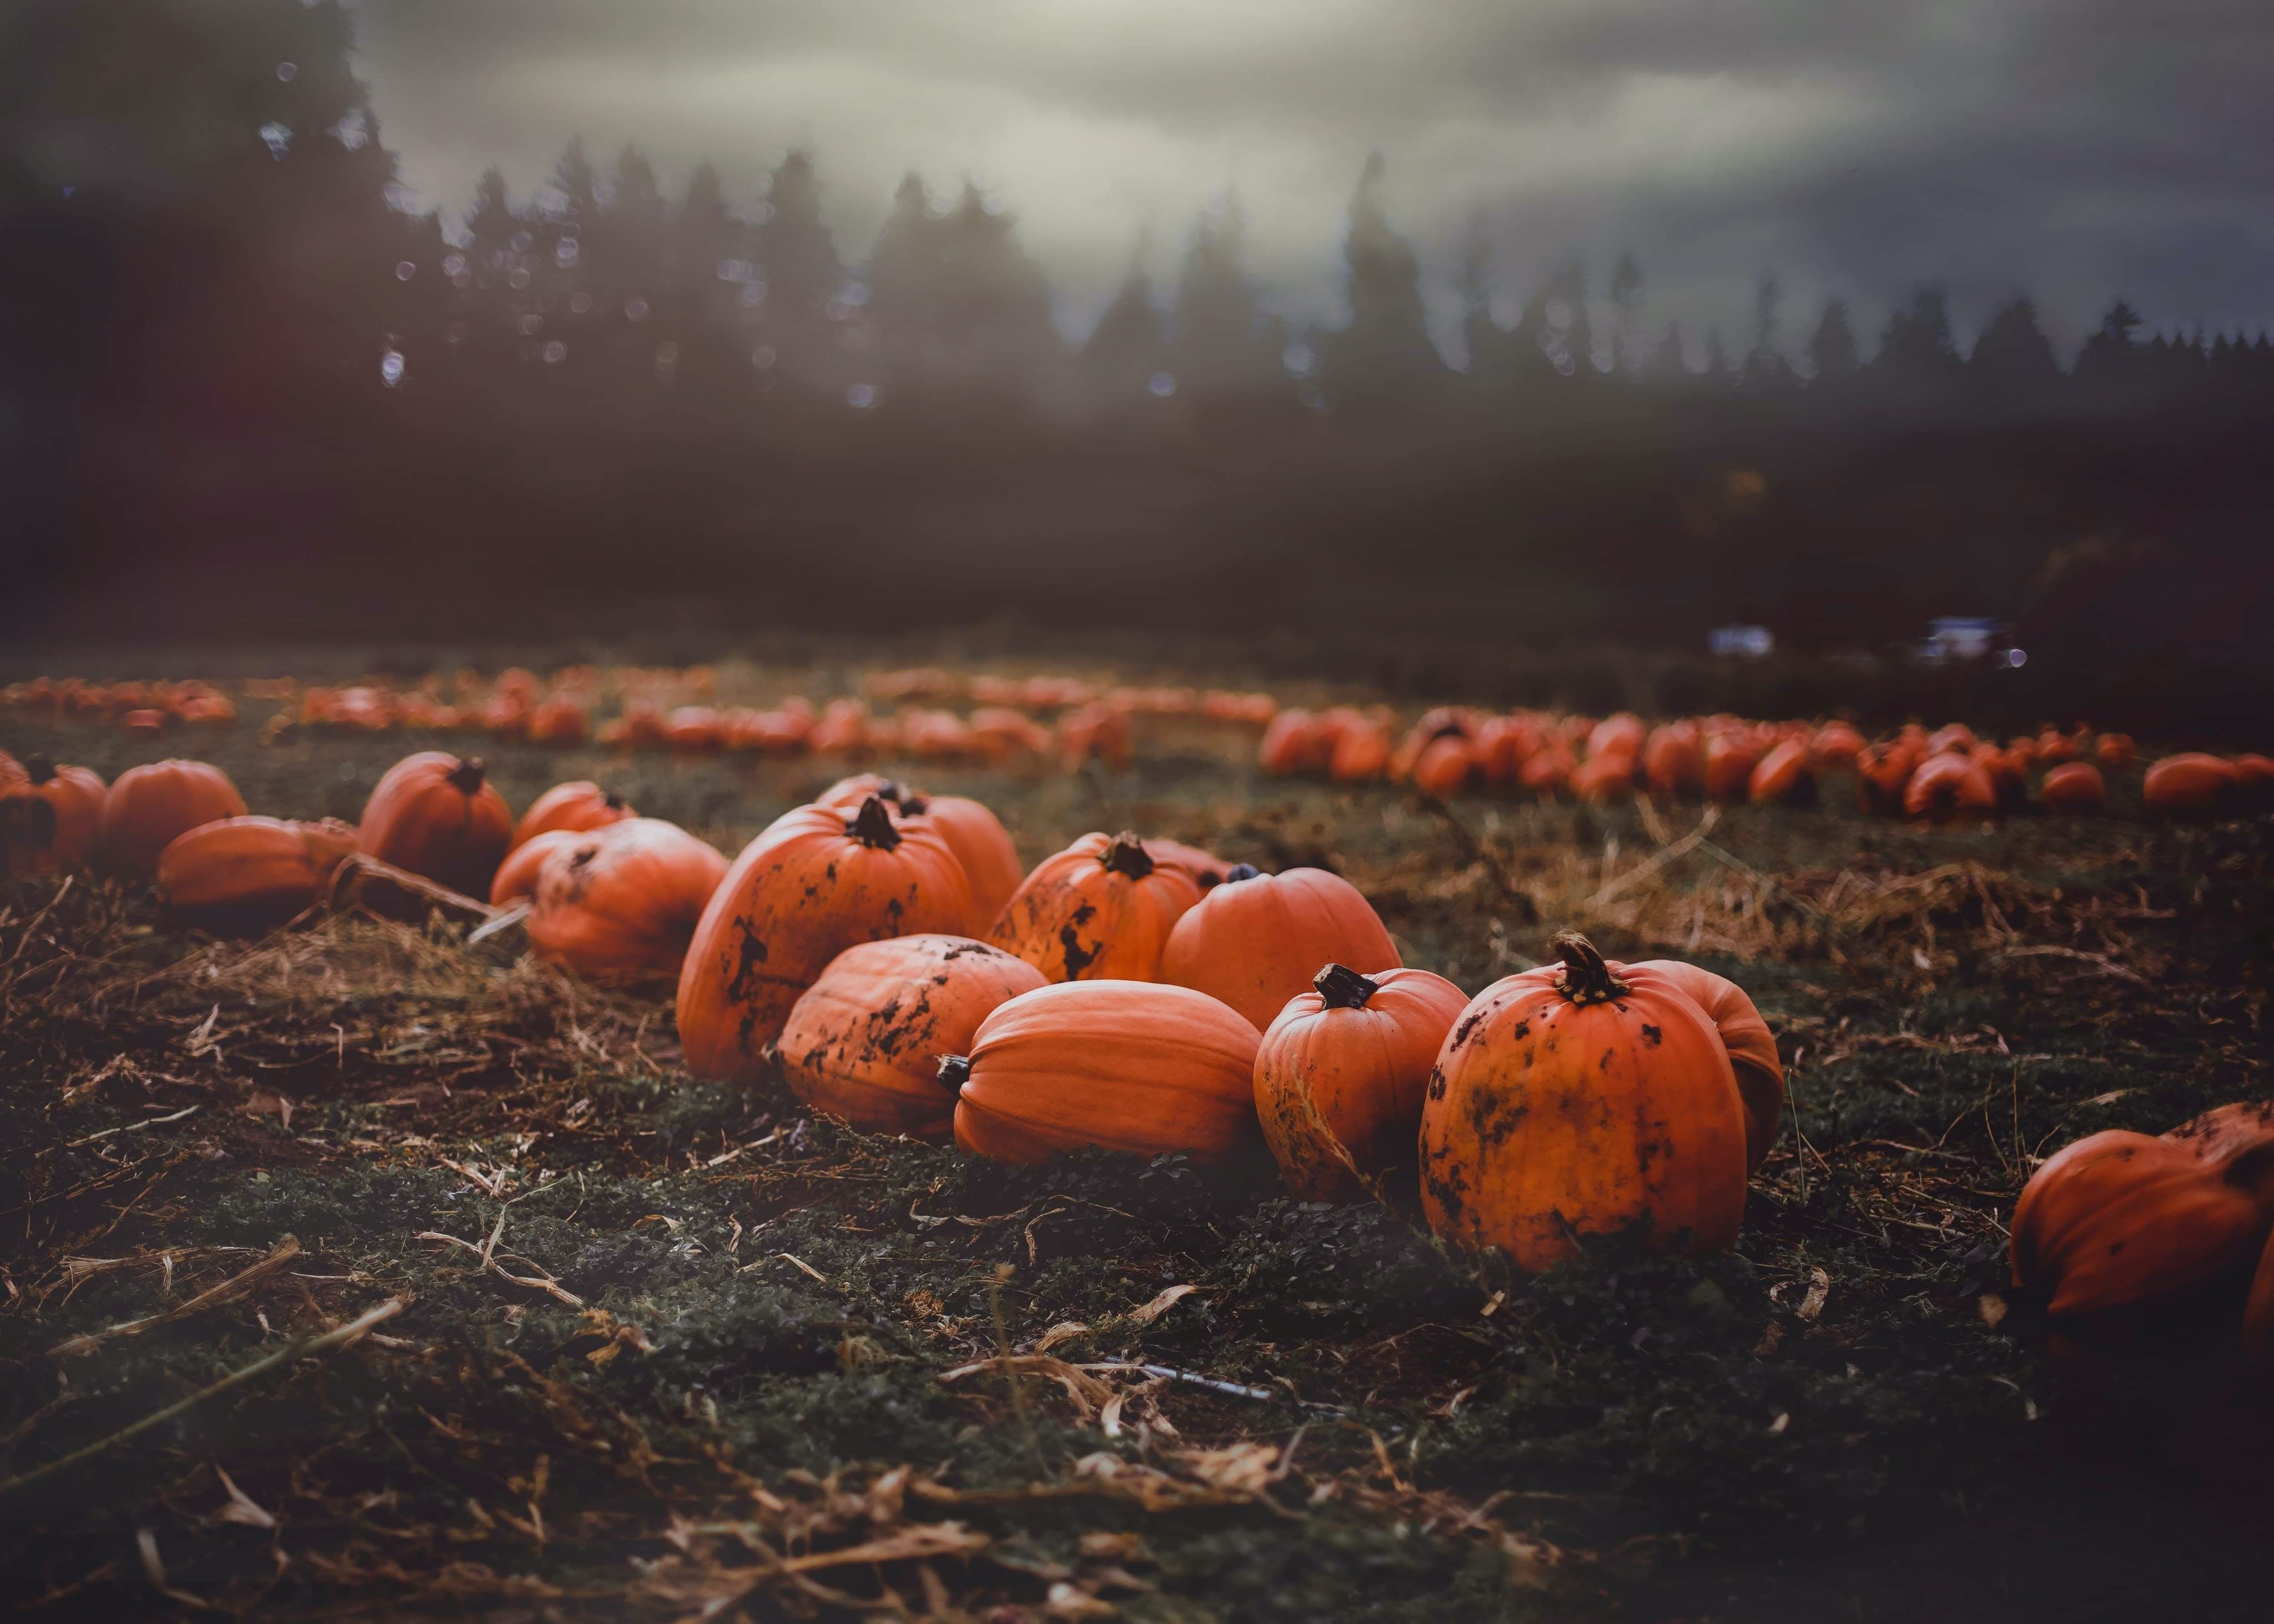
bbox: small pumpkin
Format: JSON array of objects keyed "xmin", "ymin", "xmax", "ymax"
[
  {"xmin": 2038, "ymin": 761, "xmax": 2106, "ymax": 813},
  {"xmin": 988, "ymin": 831, "xmax": 1201, "ymax": 983},
  {"xmin": 1702, "ymin": 733, "xmax": 1762, "ymax": 802},
  {"xmin": 676, "ymin": 796, "xmax": 975, "ymax": 1081},
  {"xmin": 1902, "ymin": 751, "xmax": 1995, "ymax": 822},
  {"xmin": 1329, "ymin": 720, "xmax": 1392, "ymax": 783},
  {"xmin": 1853, "ymin": 742, "xmax": 1918, "ymax": 814},
  {"xmin": 1641, "ymin": 723, "xmax": 1704, "ymax": 796},
  {"xmin": 1254, "ymin": 963, "xmax": 1468, "ymax": 1201},
  {"xmin": 2094, "ymin": 732, "xmax": 2137, "ymax": 770},
  {"xmin": 99, "ymin": 758, "xmax": 248, "ymax": 876},
  {"xmin": 1, "ymin": 755, "xmax": 107, "ymax": 876},
  {"xmin": 1568, "ymin": 752, "xmax": 1634, "ymax": 804},
  {"xmin": 1810, "ymin": 722, "xmax": 1866, "ymax": 769},
  {"xmin": 358, "ymin": 753, "xmax": 514, "ymax": 898},
  {"xmin": 511, "ymin": 781, "xmax": 635, "ymax": 852},
  {"xmin": 1746, "ymin": 739, "xmax": 1812, "ymax": 805},
  {"xmin": 155, "ymin": 816, "xmax": 360, "ymax": 934},
  {"xmin": 1159, "ymin": 866, "xmax": 1400, "ymax": 1032},
  {"xmin": 948, "ymin": 979, "xmax": 1262, "ymax": 1165},
  {"xmin": 1586, "ymin": 713, "xmax": 1646, "ymax": 763},
  {"xmin": 1631, "ymin": 958, "xmax": 1784, "ymax": 1175},
  {"xmin": 1411, "ymin": 735, "xmax": 1478, "ymax": 798},
  {"xmin": 1420, "ymin": 932, "xmax": 1747, "ymax": 1270},
  {"xmin": 505, "ymin": 817, "xmax": 728, "ymax": 982},
  {"xmin": 779, "ymin": 934, "xmax": 1047, "ymax": 1138},
  {"xmin": 1259, "ymin": 709, "xmax": 1331, "ymax": 776}
]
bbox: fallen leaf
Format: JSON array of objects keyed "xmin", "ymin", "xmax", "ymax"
[
  {"xmin": 1128, "ymin": 1284, "xmax": 1198, "ymax": 1326},
  {"xmin": 1797, "ymin": 1267, "xmax": 1830, "ymax": 1321}
]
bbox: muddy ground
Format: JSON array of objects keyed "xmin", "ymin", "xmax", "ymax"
[{"xmin": 3, "ymin": 672, "xmax": 2271, "ymax": 1620}]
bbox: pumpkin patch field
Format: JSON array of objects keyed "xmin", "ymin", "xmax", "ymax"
[{"xmin": 2, "ymin": 653, "xmax": 2270, "ymax": 1620}]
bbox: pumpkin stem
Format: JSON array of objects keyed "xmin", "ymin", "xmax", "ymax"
[
  {"xmin": 935, "ymin": 1054, "xmax": 972, "ymax": 1093},
  {"xmin": 22, "ymin": 755, "xmax": 56, "ymax": 785},
  {"xmin": 602, "ymin": 790, "xmax": 626, "ymax": 811},
  {"xmin": 1314, "ymin": 963, "xmax": 1379, "ymax": 1009},
  {"xmin": 1552, "ymin": 931, "xmax": 1629, "ymax": 1005},
  {"xmin": 1222, "ymin": 863, "xmax": 1261, "ymax": 883},
  {"xmin": 846, "ymin": 796, "xmax": 903, "ymax": 850},
  {"xmin": 1099, "ymin": 832, "xmax": 1154, "ymax": 879},
  {"xmin": 447, "ymin": 757, "xmax": 487, "ymax": 795},
  {"xmin": 898, "ymin": 791, "xmax": 930, "ymax": 816}
]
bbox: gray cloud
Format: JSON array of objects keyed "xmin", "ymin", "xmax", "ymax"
[{"xmin": 345, "ymin": 0, "xmax": 2274, "ymax": 360}]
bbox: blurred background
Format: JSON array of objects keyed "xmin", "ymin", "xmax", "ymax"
[{"xmin": 3, "ymin": 1, "xmax": 2270, "ymax": 732}]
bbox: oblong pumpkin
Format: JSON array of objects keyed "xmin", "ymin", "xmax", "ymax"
[
  {"xmin": 1, "ymin": 756, "xmax": 107, "ymax": 876},
  {"xmin": 155, "ymin": 816, "xmax": 360, "ymax": 934},
  {"xmin": 1160, "ymin": 866, "xmax": 1399, "ymax": 1033},
  {"xmin": 100, "ymin": 759, "xmax": 248, "ymax": 876},
  {"xmin": 2144, "ymin": 753, "xmax": 2237, "ymax": 818},
  {"xmin": 358, "ymin": 752, "xmax": 514, "ymax": 898},
  {"xmin": 1631, "ymin": 958, "xmax": 1784, "ymax": 1175},
  {"xmin": 511, "ymin": 781, "xmax": 635, "ymax": 852},
  {"xmin": 949, "ymin": 979, "xmax": 1262, "ymax": 1165},
  {"xmin": 1420, "ymin": 933, "xmax": 1747, "ymax": 1270},
  {"xmin": 779, "ymin": 934, "xmax": 1047, "ymax": 1139},
  {"xmin": 1747, "ymin": 739, "xmax": 1812, "ymax": 805},
  {"xmin": 676, "ymin": 796, "xmax": 975, "ymax": 1082},
  {"xmin": 1254, "ymin": 963, "xmax": 1469, "ymax": 1201},
  {"xmin": 988, "ymin": 831, "xmax": 1201, "ymax": 983}
]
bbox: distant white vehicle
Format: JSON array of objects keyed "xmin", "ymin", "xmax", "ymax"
[{"xmin": 1710, "ymin": 624, "xmax": 1774, "ymax": 658}]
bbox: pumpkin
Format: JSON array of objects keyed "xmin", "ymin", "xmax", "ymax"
[
  {"xmin": 1853, "ymin": 742, "xmax": 1916, "ymax": 813},
  {"xmin": 2010, "ymin": 1103, "xmax": 2274, "ymax": 1346},
  {"xmin": 1641, "ymin": 724, "xmax": 1704, "ymax": 796},
  {"xmin": 1903, "ymin": 751, "xmax": 1995, "ymax": 822},
  {"xmin": 1259, "ymin": 709, "xmax": 1331, "ymax": 776},
  {"xmin": 1147, "ymin": 838, "xmax": 1237, "ymax": 892},
  {"xmin": 0, "ymin": 750, "xmax": 26, "ymax": 797},
  {"xmin": 155, "ymin": 816, "xmax": 360, "ymax": 934},
  {"xmin": 504, "ymin": 817, "xmax": 727, "ymax": 981},
  {"xmin": 2039, "ymin": 761, "xmax": 2106, "ymax": 813},
  {"xmin": 1058, "ymin": 702, "xmax": 1133, "ymax": 769},
  {"xmin": 2143, "ymin": 753, "xmax": 2236, "ymax": 818},
  {"xmin": 1810, "ymin": 722, "xmax": 1867, "ymax": 769},
  {"xmin": 1925, "ymin": 723, "xmax": 1976, "ymax": 757},
  {"xmin": 988, "ymin": 831, "xmax": 1201, "ymax": 983},
  {"xmin": 1746, "ymin": 739, "xmax": 1812, "ymax": 805},
  {"xmin": 779, "ymin": 934, "xmax": 1047, "ymax": 1138},
  {"xmin": 1254, "ymin": 963, "xmax": 1468, "ymax": 1201},
  {"xmin": 525, "ymin": 698, "xmax": 589, "ymax": 746},
  {"xmin": 99, "ymin": 759, "xmax": 248, "ymax": 876},
  {"xmin": 1, "ymin": 756, "xmax": 107, "ymax": 876},
  {"xmin": 948, "ymin": 979, "xmax": 1262, "ymax": 1165},
  {"xmin": 1631, "ymin": 958, "xmax": 1784, "ymax": 1175},
  {"xmin": 1329, "ymin": 720, "xmax": 1392, "ymax": 783},
  {"xmin": 2094, "ymin": 732, "xmax": 2137, "ymax": 770},
  {"xmin": 1411, "ymin": 735, "xmax": 1477, "ymax": 798},
  {"xmin": 358, "ymin": 752, "xmax": 514, "ymax": 898},
  {"xmin": 1586, "ymin": 713, "xmax": 1646, "ymax": 763},
  {"xmin": 511, "ymin": 781, "xmax": 635, "ymax": 852},
  {"xmin": 1419, "ymin": 932, "xmax": 1747, "ymax": 1270},
  {"xmin": 1568, "ymin": 752, "xmax": 1634, "ymax": 803},
  {"xmin": 1474, "ymin": 716, "xmax": 1538, "ymax": 786},
  {"xmin": 1517, "ymin": 741, "xmax": 1574, "ymax": 798},
  {"xmin": 676, "ymin": 796, "xmax": 975, "ymax": 1081},
  {"xmin": 1159, "ymin": 866, "xmax": 1400, "ymax": 1032},
  {"xmin": 1702, "ymin": 733, "xmax": 1763, "ymax": 802},
  {"xmin": 815, "ymin": 777, "xmax": 1024, "ymax": 926}
]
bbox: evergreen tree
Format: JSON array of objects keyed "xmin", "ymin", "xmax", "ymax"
[
  {"xmin": 1608, "ymin": 252, "xmax": 1646, "ymax": 372},
  {"xmin": 2072, "ymin": 297, "xmax": 2145, "ymax": 399},
  {"xmin": 1874, "ymin": 285, "xmax": 1962, "ymax": 401},
  {"xmin": 1806, "ymin": 297, "xmax": 1859, "ymax": 384},
  {"xmin": 1081, "ymin": 237, "xmax": 1166, "ymax": 407},
  {"xmin": 1968, "ymin": 293, "xmax": 2061, "ymax": 406},
  {"xmin": 753, "ymin": 147, "xmax": 844, "ymax": 398},
  {"xmin": 1323, "ymin": 151, "xmax": 1440, "ymax": 401},
  {"xmin": 1168, "ymin": 194, "xmax": 1280, "ymax": 400},
  {"xmin": 670, "ymin": 161, "xmax": 744, "ymax": 383},
  {"xmin": 1743, "ymin": 271, "xmax": 1790, "ymax": 390}
]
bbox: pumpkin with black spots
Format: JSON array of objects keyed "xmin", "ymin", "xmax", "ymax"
[
  {"xmin": 988, "ymin": 831, "xmax": 1200, "ymax": 983},
  {"xmin": 501, "ymin": 818, "xmax": 727, "ymax": 982},
  {"xmin": 100, "ymin": 759, "xmax": 248, "ymax": 876},
  {"xmin": 2, "ymin": 756, "xmax": 106, "ymax": 876},
  {"xmin": 358, "ymin": 753, "xmax": 514, "ymax": 898},
  {"xmin": 1631, "ymin": 958, "xmax": 1784, "ymax": 1175},
  {"xmin": 816, "ymin": 776, "xmax": 1024, "ymax": 926},
  {"xmin": 1160, "ymin": 866, "xmax": 1399, "ymax": 1033}
]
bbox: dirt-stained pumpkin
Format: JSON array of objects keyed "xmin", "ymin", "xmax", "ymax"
[
  {"xmin": 815, "ymin": 776, "xmax": 1024, "ymax": 926},
  {"xmin": 358, "ymin": 753, "xmax": 514, "ymax": 898},
  {"xmin": 1631, "ymin": 958, "xmax": 1784, "ymax": 1175},
  {"xmin": 1, "ymin": 756, "xmax": 107, "ymax": 876},
  {"xmin": 511, "ymin": 781, "xmax": 635, "ymax": 852},
  {"xmin": 1159, "ymin": 866, "xmax": 1400, "ymax": 1033},
  {"xmin": 1420, "ymin": 932, "xmax": 1747, "ymax": 1270},
  {"xmin": 501, "ymin": 817, "xmax": 728, "ymax": 982},
  {"xmin": 988, "ymin": 831, "xmax": 1201, "ymax": 983},
  {"xmin": 154, "ymin": 816, "xmax": 360, "ymax": 934},
  {"xmin": 779, "ymin": 934, "xmax": 1047, "ymax": 1139},
  {"xmin": 99, "ymin": 758, "xmax": 248, "ymax": 876},
  {"xmin": 948, "ymin": 980, "xmax": 1262, "ymax": 1165},
  {"xmin": 1254, "ymin": 963, "xmax": 1469, "ymax": 1202}
]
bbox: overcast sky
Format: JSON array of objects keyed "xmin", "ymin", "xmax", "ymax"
[{"xmin": 347, "ymin": 0, "xmax": 2273, "ymax": 366}]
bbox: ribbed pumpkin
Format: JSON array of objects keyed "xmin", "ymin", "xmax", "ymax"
[
  {"xmin": 1902, "ymin": 751, "xmax": 1996, "ymax": 822},
  {"xmin": 2143, "ymin": 753, "xmax": 2237, "ymax": 818},
  {"xmin": 1159, "ymin": 866, "xmax": 1399, "ymax": 1033},
  {"xmin": 2039, "ymin": 761, "xmax": 2107, "ymax": 813},
  {"xmin": 100, "ymin": 759, "xmax": 248, "ymax": 876},
  {"xmin": 1254, "ymin": 964, "xmax": 1468, "ymax": 1201},
  {"xmin": 1641, "ymin": 723, "xmax": 1704, "ymax": 796},
  {"xmin": 1746, "ymin": 739, "xmax": 1812, "ymax": 805},
  {"xmin": 988, "ymin": 831, "xmax": 1201, "ymax": 983},
  {"xmin": 358, "ymin": 753, "xmax": 513, "ymax": 898},
  {"xmin": 1, "ymin": 756, "xmax": 107, "ymax": 876},
  {"xmin": 1631, "ymin": 959, "xmax": 1783, "ymax": 1175},
  {"xmin": 815, "ymin": 777, "xmax": 1024, "ymax": 926},
  {"xmin": 496, "ymin": 818, "xmax": 727, "ymax": 982},
  {"xmin": 511, "ymin": 781, "xmax": 635, "ymax": 852},
  {"xmin": 1420, "ymin": 933, "xmax": 1747, "ymax": 1270},
  {"xmin": 948, "ymin": 980, "xmax": 1262, "ymax": 1165},
  {"xmin": 2011, "ymin": 1104, "xmax": 2274, "ymax": 1347},
  {"xmin": 676, "ymin": 797, "xmax": 975, "ymax": 1082},
  {"xmin": 779, "ymin": 934, "xmax": 1047, "ymax": 1138},
  {"xmin": 155, "ymin": 816, "xmax": 360, "ymax": 934}
]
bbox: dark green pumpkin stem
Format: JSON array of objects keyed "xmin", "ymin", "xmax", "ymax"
[
  {"xmin": 447, "ymin": 757, "xmax": 487, "ymax": 795},
  {"xmin": 847, "ymin": 795, "xmax": 903, "ymax": 850},
  {"xmin": 23, "ymin": 755, "xmax": 57, "ymax": 785},
  {"xmin": 1552, "ymin": 931, "xmax": 1628, "ymax": 1005},
  {"xmin": 936, "ymin": 1054, "xmax": 972, "ymax": 1093},
  {"xmin": 1314, "ymin": 963, "xmax": 1379, "ymax": 1009},
  {"xmin": 1100, "ymin": 831, "xmax": 1154, "ymax": 879}
]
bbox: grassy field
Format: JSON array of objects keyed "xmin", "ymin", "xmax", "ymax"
[{"xmin": 3, "ymin": 670, "xmax": 2271, "ymax": 1620}]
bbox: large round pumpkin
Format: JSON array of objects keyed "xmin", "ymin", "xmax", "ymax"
[
  {"xmin": 99, "ymin": 759, "xmax": 248, "ymax": 876},
  {"xmin": 1420, "ymin": 932, "xmax": 1747, "ymax": 1269},
  {"xmin": 358, "ymin": 753, "xmax": 514, "ymax": 898},
  {"xmin": 154, "ymin": 816, "xmax": 360, "ymax": 935},
  {"xmin": 815, "ymin": 777, "xmax": 1023, "ymax": 926},
  {"xmin": 1254, "ymin": 964, "xmax": 1469, "ymax": 1201},
  {"xmin": 1631, "ymin": 958, "xmax": 1783, "ymax": 1175},
  {"xmin": 1159, "ymin": 866, "xmax": 1399, "ymax": 1033},
  {"xmin": 1, "ymin": 756, "xmax": 107, "ymax": 876},
  {"xmin": 1902, "ymin": 751, "xmax": 1995, "ymax": 822},
  {"xmin": 511, "ymin": 781, "xmax": 635, "ymax": 852},
  {"xmin": 779, "ymin": 934, "xmax": 1047, "ymax": 1139},
  {"xmin": 676, "ymin": 796, "xmax": 975, "ymax": 1082},
  {"xmin": 988, "ymin": 831, "xmax": 1201, "ymax": 983},
  {"xmin": 504, "ymin": 818, "xmax": 728, "ymax": 982},
  {"xmin": 2143, "ymin": 753, "xmax": 2237, "ymax": 818},
  {"xmin": 948, "ymin": 980, "xmax": 1262, "ymax": 1165}
]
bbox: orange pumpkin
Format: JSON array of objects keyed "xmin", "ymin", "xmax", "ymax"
[
  {"xmin": 1853, "ymin": 742, "xmax": 1917, "ymax": 814},
  {"xmin": 511, "ymin": 781, "xmax": 635, "ymax": 852},
  {"xmin": 948, "ymin": 979, "xmax": 1262, "ymax": 1165},
  {"xmin": 1145, "ymin": 838, "xmax": 1237, "ymax": 892},
  {"xmin": 1641, "ymin": 723, "xmax": 1704, "ymax": 796},
  {"xmin": 2011, "ymin": 1104, "xmax": 2274, "ymax": 1347},
  {"xmin": 1631, "ymin": 959, "xmax": 1784, "ymax": 1175},
  {"xmin": 1746, "ymin": 739, "xmax": 1812, "ymax": 805},
  {"xmin": 2143, "ymin": 753, "xmax": 2236, "ymax": 818},
  {"xmin": 676, "ymin": 797, "xmax": 975, "ymax": 1081},
  {"xmin": 1, "ymin": 756, "xmax": 107, "ymax": 876},
  {"xmin": 525, "ymin": 698, "xmax": 589, "ymax": 746},
  {"xmin": 2094, "ymin": 732, "xmax": 2137, "ymax": 770},
  {"xmin": 99, "ymin": 759, "xmax": 248, "ymax": 876},
  {"xmin": 505, "ymin": 817, "xmax": 727, "ymax": 981},
  {"xmin": 2039, "ymin": 761, "xmax": 2106, "ymax": 813},
  {"xmin": 1420, "ymin": 932, "xmax": 1746, "ymax": 1270},
  {"xmin": 1159, "ymin": 866, "xmax": 1399, "ymax": 1033},
  {"xmin": 1254, "ymin": 963, "xmax": 1468, "ymax": 1201},
  {"xmin": 1810, "ymin": 722, "xmax": 1866, "ymax": 769},
  {"xmin": 779, "ymin": 934, "xmax": 1047, "ymax": 1138},
  {"xmin": 1411, "ymin": 735, "xmax": 1478, "ymax": 798},
  {"xmin": 1475, "ymin": 716, "xmax": 1538, "ymax": 786},
  {"xmin": 988, "ymin": 831, "xmax": 1201, "ymax": 983},
  {"xmin": 1058, "ymin": 702, "xmax": 1133, "ymax": 769},
  {"xmin": 1586, "ymin": 713, "xmax": 1646, "ymax": 763},
  {"xmin": 0, "ymin": 750, "xmax": 26, "ymax": 797},
  {"xmin": 1259, "ymin": 709, "xmax": 1331, "ymax": 776},
  {"xmin": 155, "ymin": 816, "xmax": 360, "ymax": 934},
  {"xmin": 1517, "ymin": 740, "xmax": 1574, "ymax": 798},
  {"xmin": 1568, "ymin": 752, "xmax": 1634, "ymax": 804},
  {"xmin": 1329, "ymin": 720, "xmax": 1392, "ymax": 784},
  {"xmin": 815, "ymin": 777, "xmax": 1024, "ymax": 926},
  {"xmin": 358, "ymin": 753, "xmax": 514, "ymax": 898},
  {"xmin": 1702, "ymin": 733, "xmax": 1762, "ymax": 802},
  {"xmin": 1902, "ymin": 751, "xmax": 1996, "ymax": 822}
]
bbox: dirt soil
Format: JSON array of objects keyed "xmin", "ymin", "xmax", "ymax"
[{"xmin": 4, "ymin": 671, "xmax": 2272, "ymax": 1620}]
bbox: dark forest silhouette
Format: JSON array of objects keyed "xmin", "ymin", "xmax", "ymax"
[{"xmin": 4, "ymin": 2, "xmax": 2271, "ymax": 725}]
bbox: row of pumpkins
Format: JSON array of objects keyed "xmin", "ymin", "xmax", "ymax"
[{"xmin": 1262, "ymin": 706, "xmax": 2273, "ymax": 818}]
